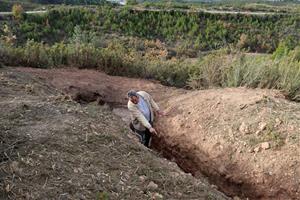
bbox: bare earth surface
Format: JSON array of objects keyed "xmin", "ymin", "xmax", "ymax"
[
  {"xmin": 0, "ymin": 67, "xmax": 228, "ymax": 200},
  {"xmin": 157, "ymin": 89, "xmax": 300, "ymax": 199},
  {"xmin": 9, "ymin": 67, "xmax": 300, "ymax": 199}
]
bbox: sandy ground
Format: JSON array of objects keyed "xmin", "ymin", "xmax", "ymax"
[{"xmin": 14, "ymin": 67, "xmax": 300, "ymax": 200}]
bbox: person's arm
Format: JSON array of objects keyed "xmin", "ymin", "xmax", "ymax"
[{"xmin": 129, "ymin": 105, "xmax": 152, "ymax": 130}]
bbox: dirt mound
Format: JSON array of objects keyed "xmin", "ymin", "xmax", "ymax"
[
  {"xmin": 16, "ymin": 67, "xmax": 183, "ymax": 106},
  {"xmin": 156, "ymin": 88, "xmax": 300, "ymax": 199},
  {"xmin": 0, "ymin": 68, "xmax": 228, "ymax": 199}
]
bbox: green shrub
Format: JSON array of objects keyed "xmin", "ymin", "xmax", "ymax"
[
  {"xmin": 1, "ymin": 39, "xmax": 300, "ymax": 102},
  {"xmin": 188, "ymin": 51, "xmax": 231, "ymax": 89},
  {"xmin": 272, "ymin": 41, "xmax": 291, "ymax": 60},
  {"xmin": 290, "ymin": 46, "xmax": 300, "ymax": 62},
  {"xmin": 149, "ymin": 60, "xmax": 190, "ymax": 87},
  {"xmin": 224, "ymin": 50, "xmax": 300, "ymax": 101}
]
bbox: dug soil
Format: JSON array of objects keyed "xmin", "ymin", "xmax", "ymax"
[
  {"xmin": 0, "ymin": 67, "xmax": 228, "ymax": 200},
  {"xmin": 11, "ymin": 67, "xmax": 300, "ymax": 199}
]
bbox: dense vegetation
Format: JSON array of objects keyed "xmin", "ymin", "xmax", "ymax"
[
  {"xmin": 98, "ymin": 7, "xmax": 299, "ymax": 52},
  {"xmin": 0, "ymin": 4, "xmax": 300, "ymax": 101},
  {"xmin": 141, "ymin": 0, "xmax": 300, "ymax": 13},
  {"xmin": 0, "ymin": 0, "xmax": 108, "ymax": 12},
  {"xmin": 1, "ymin": 38, "xmax": 300, "ymax": 100},
  {"xmin": 1, "ymin": 6, "xmax": 299, "ymax": 53}
]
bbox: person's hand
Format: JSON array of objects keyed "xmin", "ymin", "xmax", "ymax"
[{"xmin": 149, "ymin": 127, "xmax": 158, "ymax": 135}]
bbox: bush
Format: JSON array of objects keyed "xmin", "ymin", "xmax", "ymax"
[
  {"xmin": 1, "ymin": 39, "xmax": 300, "ymax": 101},
  {"xmin": 188, "ymin": 51, "xmax": 231, "ymax": 89},
  {"xmin": 223, "ymin": 50, "xmax": 300, "ymax": 101},
  {"xmin": 12, "ymin": 4, "xmax": 24, "ymax": 21}
]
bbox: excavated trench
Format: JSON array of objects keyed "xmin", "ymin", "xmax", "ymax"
[
  {"xmin": 71, "ymin": 91, "xmax": 248, "ymax": 199},
  {"xmin": 18, "ymin": 67, "xmax": 299, "ymax": 200},
  {"xmin": 151, "ymin": 134, "xmax": 253, "ymax": 199}
]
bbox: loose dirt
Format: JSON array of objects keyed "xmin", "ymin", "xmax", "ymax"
[
  {"xmin": 156, "ymin": 88, "xmax": 300, "ymax": 199},
  {"xmin": 13, "ymin": 67, "xmax": 300, "ymax": 199},
  {"xmin": 0, "ymin": 67, "xmax": 228, "ymax": 200}
]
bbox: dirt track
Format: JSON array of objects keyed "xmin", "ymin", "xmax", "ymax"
[{"xmin": 14, "ymin": 67, "xmax": 300, "ymax": 199}]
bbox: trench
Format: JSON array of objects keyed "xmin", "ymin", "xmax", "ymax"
[
  {"xmin": 111, "ymin": 106, "xmax": 252, "ymax": 199},
  {"xmin": 14, "ymin": 67, "xmax": 298, "ymax": 200},
  {"xmin": 150, "ymin": 133, "xmax": 254, "ymax": 200},
  {"xmin": 70, "ymin": 90, "xmax": 259, "ymax": 200},
  {"xmin": 33, "ymin": 76, "xmax": 290, "ymax": 199}
]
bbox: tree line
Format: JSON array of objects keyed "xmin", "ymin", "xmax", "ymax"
[{"xmin": 2, "ymin": 5, "xmax": 300, "ymax": 52}]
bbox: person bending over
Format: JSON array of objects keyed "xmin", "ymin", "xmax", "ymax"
[{"xmin": 127, "ymin": 90, "xmax": 164, "ymax": 147}]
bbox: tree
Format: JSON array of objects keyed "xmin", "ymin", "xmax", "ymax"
[
  {"xmin": 127, "ymin": 0, "xmax": 137, "ymax": 5},
  {"xmin": 12, "ymin": 4, "xmax": 24, "ymax": 21}
]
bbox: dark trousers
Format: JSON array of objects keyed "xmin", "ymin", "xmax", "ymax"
[{"xmin": 129, "ymin": 123, "xmax": 152, "ymax": 148}]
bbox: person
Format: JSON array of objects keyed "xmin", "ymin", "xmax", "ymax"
[{"xmin": 127, "ymin": 90, "xmax": 164, "ymax": 147}]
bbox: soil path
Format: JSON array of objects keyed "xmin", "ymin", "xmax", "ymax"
[{"xmin": 16, "ymin": 67, "xmax": 300, "ymax": 200}]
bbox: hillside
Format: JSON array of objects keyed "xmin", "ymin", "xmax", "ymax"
[
  {"xmin": 12, "ymin": 66, "xmax": 300, "ymax": 199},
  {"xmin": 0, "ymin": 67, "xmax": 229, "ymax": 199},
  {"xmin": 157, "ymin": 88, "xmax": 300, "ymax": 199},
  {"xmin": 0, "ymin": 1, "xmax": 299, "ymax": 199}
]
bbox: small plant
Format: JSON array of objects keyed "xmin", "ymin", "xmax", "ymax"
[
  {"xmin": 12, "ymin": 4, "xmax": 24, "ymax": 21},
  {"xmin": 263, "ymin": 131, "xmax": 285, "ymax": 148},
  {"xmin": 97, "ymin": 191, "xmax": 109, "ymax": 200},
  {"xmin": 248, "ymin": 136, "xmax": 262, "ymax": 147}
]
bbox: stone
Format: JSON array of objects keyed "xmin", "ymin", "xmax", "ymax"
[
  {"xmin": 239, "ymin": 104, "xmax": 247, "ymax": 110},
  {"xmin": 10, "ymin": 161, "xmax": 20, "ymax": 173},
  {"xmin": 211, "ymin": 184, "xmax": 218, "ymax": 189},
  {"xmin": 90, "ymin": 124, "xmax": 97, "ymax": 130},
  {"xmin": 255, "ymin": 130, "xmax": 261, "ymax": 135},
  {"xmin": 233, "ymin": 196, "xmax": 241, "ymax": 200},
  {"xmin": 5, "ymin": 184, "xmax": 10, "ymax": 192},
  {"xmin": 139, "ymin": 175, "xmax": 146, "ymax": 182},
  {"xmin": 248, "ymin": 148, "xmax": 254, "ymax": 153},
  {"xmin": 239, "ymin": 122, "xmax": 249, "ymax": 134},
  {"xmin": 218, "ymin": 165, "xmax": 227, "ymax": 175},
  {"xmin": 254, "ymin": 147, "xmax": 261, "ymax": 153},
  {"xmin": 170, "ymin": 172, "xmax": 180, "ymax": 178},
  {"xmin": 176, "ymin": 192, "xmax": 183, "ymax": 197},
  {"xmin": 258, "ymin": 122, "xmax": 267, "ymax": 131},
  {"xmin": 147, "ymin": 181, "xmax": 158, "ymax": 191},
  {"xmin": 261, "ymin": 142, "xmax": 270, "ymax": 150},
  {"xmin": 275, "ymin": 118, "xmax": 282, "ymax": 127},
  {"xmin": 153, "ymin": 192, "xmax": 163, "ymax": 199}
]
